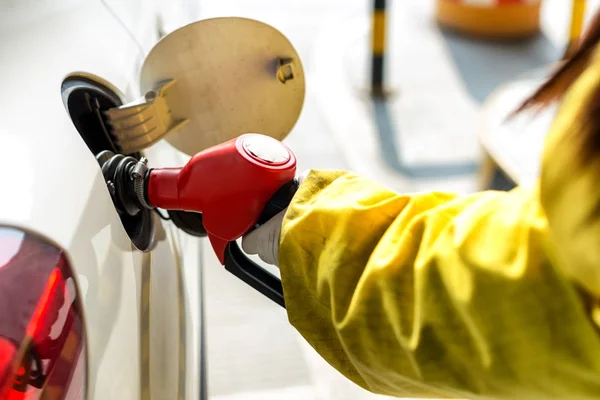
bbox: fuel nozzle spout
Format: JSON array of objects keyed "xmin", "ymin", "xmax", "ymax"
[{"xmin": 96, "ymin": 150, "xmax": 153, "ymax": 217}]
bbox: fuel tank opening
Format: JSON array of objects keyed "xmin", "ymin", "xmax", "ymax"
[
  {"xmin": 61, "ymin": 75, "xmax": 142, "ymax": 158},
  {"xmin": 61, "ymin": 74, "xmax": 155, "ymax": 251}
]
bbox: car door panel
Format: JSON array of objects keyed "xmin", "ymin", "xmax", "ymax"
[
  {"xmin": 0, "ymin": 1, "xmax": 187, "ymax": 398},
  {"xmin": 101, "ymin": 0, "xmax": 160, "ymax": 53}
]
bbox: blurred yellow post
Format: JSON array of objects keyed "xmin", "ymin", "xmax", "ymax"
[
  {"xmin": 371, "ymin": 0, "xmax": 387, "ymax": 98},
  {"xmin": 570, "ymin": 0, "xmax": 587, "ymax": 41},
  {"xmin": 564, "ymin": 0, "xmax": 587, "ymax": 58}
]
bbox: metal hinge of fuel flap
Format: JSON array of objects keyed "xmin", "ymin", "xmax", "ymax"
[{"xmin": 104, "ymin": 79, "xmax": 189, "ymax": 155}]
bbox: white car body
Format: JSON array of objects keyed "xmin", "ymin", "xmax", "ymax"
[{"xmin": 0, "ymin": 1, "xmax": 204, "ymax": 398}]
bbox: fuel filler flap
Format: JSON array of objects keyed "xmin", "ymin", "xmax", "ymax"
[{"xmin": 104, "ymin": 17, "xmax": 306, "ymax": 156}]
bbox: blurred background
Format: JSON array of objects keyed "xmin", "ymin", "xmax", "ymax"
[
  {"xmin": 2, "ymin": 0, "xmax": 599, "ymax": 399},
  {"xmin": 192, "ymin": 1, "xmax": 599, "ymax": 399}
]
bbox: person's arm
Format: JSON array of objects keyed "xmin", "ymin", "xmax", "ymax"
[{"xmin": 278, "ymin": 170, "xmax": 600, "ymax": 399}]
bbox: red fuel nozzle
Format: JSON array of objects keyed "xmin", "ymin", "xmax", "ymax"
[
  {"xmin": 96, "ymin": 134, "xmax": 297, "ymax": 307},
  {"xmin": 96, "ymin": 133, "xmax": 296, "ymax": 307},
  {"xmin": 146, "ymin": 134, "xmax": 297, "ymax": 267}
]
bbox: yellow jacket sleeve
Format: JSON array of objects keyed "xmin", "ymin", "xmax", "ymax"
[{"xmin": 278, "ymin": 171, "xmax": 600, "ymax": 399}]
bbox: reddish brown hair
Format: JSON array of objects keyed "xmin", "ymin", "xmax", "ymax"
[{"xmin": 512, "ymin": 10, "xmax": 600, "ymax": 162}]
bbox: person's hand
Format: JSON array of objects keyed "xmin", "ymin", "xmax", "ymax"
[
  {"xmin": 241, "ymin": 171, "xmax": 308, "ymax": 266},
  {"xmin": 241, "ymin": 208, "xmax": 286, "ymax": 266}
]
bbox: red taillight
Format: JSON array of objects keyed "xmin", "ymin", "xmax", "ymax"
[{"xmin": 0, "ymin": 227, "xmax": 86, "ymax": 399}]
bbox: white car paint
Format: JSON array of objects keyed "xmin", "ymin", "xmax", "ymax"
[{"xmin": 0, "ymin": 1, "xmax": 202, "ymax": 398}]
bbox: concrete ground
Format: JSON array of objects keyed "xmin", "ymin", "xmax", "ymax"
[{"xmin": 194, "ymin": 1, "xmax": 599, "ymax": 399}]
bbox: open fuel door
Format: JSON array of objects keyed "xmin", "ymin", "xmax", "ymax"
[{"xmin": 104, "ymin": 17, "xmax": 306, "ymax": 156}]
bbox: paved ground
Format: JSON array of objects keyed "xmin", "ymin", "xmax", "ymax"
[{"xmin": 193, "ymin": 1, "xmax": 598, "ymax": 399}]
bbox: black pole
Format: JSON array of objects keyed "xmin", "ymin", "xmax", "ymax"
[{"xmin": 371, "ymin": 0, "xmax": 387, "ymax": 97}]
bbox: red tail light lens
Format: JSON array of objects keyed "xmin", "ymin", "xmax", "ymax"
[{"xmin": 0, "ymin": 227, "xmax": 86, "ymax": 399}]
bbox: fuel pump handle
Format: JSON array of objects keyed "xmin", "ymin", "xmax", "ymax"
[
  {"xmin": 145, "ymin": 133, "xmax": 298, "ymax": 307},
  {"xmin": 223, "ymin": 178, "xmax": 300, "ymax": 308},
  {"xmin": 97, "ymin": 133, "xmax": 298, "ymax": 308}
]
